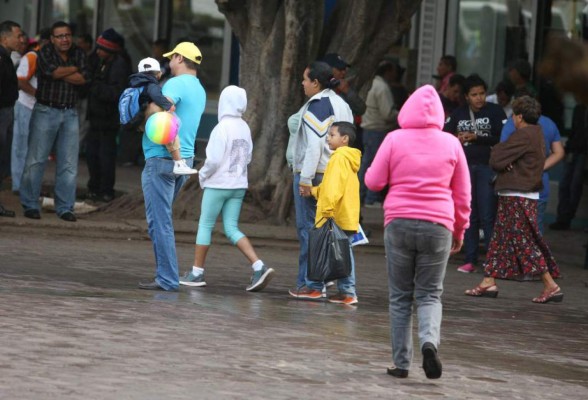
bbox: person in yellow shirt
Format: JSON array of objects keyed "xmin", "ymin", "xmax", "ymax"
[{"xmin": 304, "ymin": 121, "xmax": 361, "ymax": 305}]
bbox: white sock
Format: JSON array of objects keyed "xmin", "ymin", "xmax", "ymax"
[
  {"xmin": 252, "ymin": 260, "xmax": 264, "ymax": 271},
  {"xmin": 192, "ymin": 266, "xmax": 204, "ymax": 276}
]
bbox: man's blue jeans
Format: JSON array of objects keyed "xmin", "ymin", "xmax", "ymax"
[
  {"xmin": 20, "ymin": 103, "xmax": 79, "ymax": 216},
  {"xmin": 11, "ymin": 102, "xmax": 32, "ymax": 192},
  {"xmin": 142, "ymin": 157, "xmax": 192, "ymax": 291},
  {"xmin": 385, "ymin": 218, "xmax": 452, "ymax": 370},
  {"xmin": 293, "ymin": 172, "xmax": 322, "ymax": 289},
  {"xmin": 359, "ymin": 130, "xmax": 387, "ymax": 204},
  {"xmin": 464, "ymin": 164, "xmax": 497, "ymax": 265}
]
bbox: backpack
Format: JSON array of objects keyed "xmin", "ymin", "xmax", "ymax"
[{"xmin": 118, "ymin": 86, "xmax": 145, "ymax": 126}]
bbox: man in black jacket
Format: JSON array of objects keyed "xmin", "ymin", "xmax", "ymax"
[
  {"xmin": 86, "ymin": 28, "xmax": 131, "ymax": 203},
  {"xmin": 0, "ymin": 20, "xmax": 25, "ymax": 217}
]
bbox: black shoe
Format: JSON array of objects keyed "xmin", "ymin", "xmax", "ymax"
[
  {"xmin": 138, "ymin": 279, "xmax": 175, "ymax": 291},
  {"xmin": 24, "ymin": 209, "xmax": 41, "ymax": 219},
  {"xmin": 0, "ymin": 205, "xmax": 15, "ymax": 218},
  {"xmin": 386, "ymin": 367, "xmax": 409, "ymax": 378},
  {"xmin": 422, "ymin": 342, "xmax": 442, "ymax": 379},
  {"xmin": 86, "ymin": 191, "xmax": 99, "ymax": 201},
  {"xmin": 549, "ymin": 221, "xmax": 570, "ymax": 230},
  {"xmin": 59, "ymin": 211, "xmax": 77, "ymax": 222}
]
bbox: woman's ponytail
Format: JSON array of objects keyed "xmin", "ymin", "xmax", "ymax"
[{"xmin": 307, "ymin": 61, "xmax": 336, "ymax": 90}]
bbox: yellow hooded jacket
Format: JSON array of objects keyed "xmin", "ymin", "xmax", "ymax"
[{"xmin": 311, "ymin": 146, "xmax": 362, "ymax": 231}]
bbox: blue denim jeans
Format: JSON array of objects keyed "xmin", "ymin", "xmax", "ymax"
[
  {"xmin": 385, "ymin": 218, "xmax": 452, "ymax": 370},
  {"xmin": 19, "ymin": 103, "xmax": 79, "ymax": 216},
  {"xmin": 359, "ymin": 130, "xmax": 387, "ymax": 204},
  {"xmin": 11, "ymin": 102, "xmax": 32, "ymax": 192},
  {"xmin": 338, "ymin": 236, "xmax": 356, "ymax": 296},
  {"xmin": 293, "ymin": 172, "xmax": 323, "ymax": 288},
  {"xmin": 142, "ymin": 157, "xmax": 192, "ymax": 291},
  {"xmin": 464, "ymin": 164, "xmax": 497, "ymax": 265}
]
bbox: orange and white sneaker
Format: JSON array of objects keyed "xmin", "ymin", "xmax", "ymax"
[
  {"xmin": 327, "ymin": 293, "xmax": 358, "ymax": 305},
  {"xmin": 289, "ymin": 286, "xmax": 322, "ymax": 300}
]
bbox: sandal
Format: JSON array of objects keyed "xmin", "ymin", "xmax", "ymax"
[
  {"xmin": 0, "ymin": 205, "xmax": 15, "ymax": 218},
  {"xmin": 464, "ymin": 284, "xmax": 498, "ymax": 298},
  {"xmin": 532, "ymin": 285, "xmax": 563, "ymax": 304}
]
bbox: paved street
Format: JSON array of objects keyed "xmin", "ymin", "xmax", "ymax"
[
  {"xmin": 1, "ymin": 161, "xmax": 587, "ymax": 399},
  {"xmin": 0, "ymin": 217, "xmax": 587, "ymax": 399}
]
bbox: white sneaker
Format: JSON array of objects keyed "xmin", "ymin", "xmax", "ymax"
[{"xmin": 173, "ymin": 160, "xmax": 198, "ymax": 175}]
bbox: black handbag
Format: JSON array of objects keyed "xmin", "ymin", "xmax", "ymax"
[{"xmin": 307, "ymin": 218, "xmax": 352, "ymax": 282}]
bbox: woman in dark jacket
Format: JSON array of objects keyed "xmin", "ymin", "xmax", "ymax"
[{"xmin": 464, "ymin": 96, "xmax": 562, "ymax": 303}]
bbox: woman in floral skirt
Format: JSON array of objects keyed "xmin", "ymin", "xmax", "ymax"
[{"xmin": 464, "ymin": 95, "xmax": 562, "ymax": 303}]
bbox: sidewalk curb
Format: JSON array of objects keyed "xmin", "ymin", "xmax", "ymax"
[{"xmin": 0, "ymin": 216, "xmax": 387, "ymax": 248}]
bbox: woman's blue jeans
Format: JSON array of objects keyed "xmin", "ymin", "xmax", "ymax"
[{"xmin": 293, "ymin": 172, "xmax": 322, "ymax": 289}]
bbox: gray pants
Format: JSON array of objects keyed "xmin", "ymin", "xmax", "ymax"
[{"xmin": 385, "ymin": 218, "xmax": 452, "ymax": 369}]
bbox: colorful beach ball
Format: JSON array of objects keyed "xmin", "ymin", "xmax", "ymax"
[{"xmin": 145, "ymin": 112, "xmax": 180, "ymax": 145}]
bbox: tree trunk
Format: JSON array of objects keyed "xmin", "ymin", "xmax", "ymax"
[
  {"xmin": 98, "ymin": 2, "xmax": 422, "ymax": 224},
  {"xmin": 104, "ymin": 0, "xmax": 420, "ymax": 223},
  {"xmin": 211, "ymin": 0, "xmax": 422, "ymax": 224}
]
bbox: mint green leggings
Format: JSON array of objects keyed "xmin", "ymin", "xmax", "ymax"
[{"xmin": 196, "ymin": 188, "xmax": 246, "ymax": 246}]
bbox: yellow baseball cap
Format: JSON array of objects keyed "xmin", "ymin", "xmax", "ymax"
[{"xmin": 163, "ymin": 42, "xmax": 202, "ymax": 64}]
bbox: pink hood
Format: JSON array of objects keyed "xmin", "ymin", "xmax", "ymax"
[{"xmin": 397, "ymin": 85, "xmax": 444, "ymax": 130}]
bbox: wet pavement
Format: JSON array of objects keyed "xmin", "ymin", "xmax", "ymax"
[{"xmin": 1, "ymin": 162, "xmax": 587, "ymax": 399}]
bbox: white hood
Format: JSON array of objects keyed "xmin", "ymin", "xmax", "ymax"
[
  {"xmin": 218, "ymin": 85, "xmax": 247, "ymax": 121},
  {"xmin": 199, "ymin": 85, "xmax": 253, "ymax": 189}
]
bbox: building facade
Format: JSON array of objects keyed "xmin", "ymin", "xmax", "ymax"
[{"xmin": 2, "ymin": 0, "xmax": 586, "ymax": 132}]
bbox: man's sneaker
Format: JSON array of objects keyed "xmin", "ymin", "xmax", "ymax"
[
  {"xmin": 288, "ymin": 286, "xmax": 322, "ymax": 299},
  {"xmin": 325, "ymin": 280, "xmax": 336, "ymax": 288},
  {"xmin": 179, "ymin": 271, "xmax": 207, "ymax": 287},
  {"xmin": 457, "ymin": 263, "xmax": 476, "ymax": 273},
  {"xmin": 246, "ymin": 265, "xmax": 275, "ymax": 292},
  {"xmin": 173, "ymin": 160, "xmax": 198, "ymax": 175},
  {"xmin": 327, "ymin": 293, "xmax": 358, "ymax": 305}
]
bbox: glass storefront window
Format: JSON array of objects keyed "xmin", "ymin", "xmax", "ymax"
[
  {"xmin": 39, "ymin": 0, "xmax": 95, "ymax": 36},
  {"xmin": 100, "ymin": 0, "xmax": 157, "ymax": 71},
  {"xmin": 171, "ymin": 0, "xmax": 226, "ymax": 100},
  {"xmin": 456, "ymin": 0, "xmax": 534, "ymax": 89},
  {"xmin": 551, "ymin": 0, "xmax": 587, "ymax": 39}
]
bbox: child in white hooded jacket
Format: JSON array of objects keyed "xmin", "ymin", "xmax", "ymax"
[{"xmin": 179, "ymin": 85, "xmax": 275, "ymax": 292}]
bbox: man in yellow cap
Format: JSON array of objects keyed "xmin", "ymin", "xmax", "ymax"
[{"xmin": 139, "ymin": 42, "xmax": 206, "ymax": 291}]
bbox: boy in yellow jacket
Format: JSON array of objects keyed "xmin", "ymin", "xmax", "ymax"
[{"xmin": 303, "ymin": 121, "xmax": 361, "ymax": 305}]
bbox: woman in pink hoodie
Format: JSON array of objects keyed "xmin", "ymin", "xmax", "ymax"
[{"xmin": 365, "ymin": 85, "xmax": 471, "ymax": 379}]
